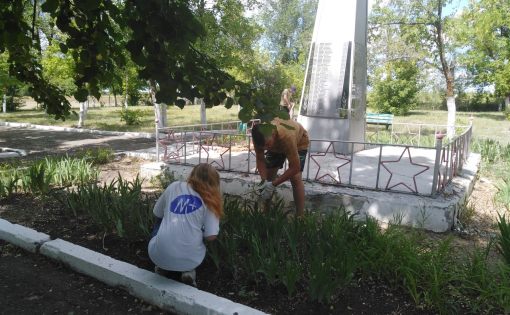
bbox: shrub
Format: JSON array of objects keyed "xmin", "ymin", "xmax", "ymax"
[{"xmin": 120, "ymin": 108, "xmax": 143, "ymax": 125}]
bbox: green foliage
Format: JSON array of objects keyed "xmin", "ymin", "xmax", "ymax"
[
  {"xmin": 496, "ymin": 180, "xmax": 510, "ymax": 208},
  {"xmin": 459, "ymin": 0, "xmax": 510, "ymax": 98},
  {"xmin": 76, "ymin": 148, "xmax": 115, "ymax": 165},
  {"xmin": 41, "ymin": 39, "xmax": 76, "ymax": 95},
  {"xmin": 258, "ymin": 0, "xmax": 318, "ymax": 64},
  {"xmin": 120, "ymin": 108, "xmax": 143, "ymax": 126},
  {"xmin": 456, "ymin": 92, "xmax": 501, "ymax": 112},
  {"xmin": 191, "ymin": 0, "xmax": 261, "ymax": 83},
  {"xmin": 43, "ymin": 156, "xmax": 98, "ymax": 187},
  {"xmin": 64, "ymin": 175, "xmax": 153, "ymax": 239},
  {"xmin": 0, "ymin": 0, "xmax": 277, "ymax": 124},
  {"xmin": 472, "ymin": 139, "xmax": 510, "ymax": 163},
  {"xmin": 0, "ymin": 2, "xmax": 71, "ymax": 119},
  {"xmin": 497, "ymin": 214, "xmax": 510, "ymax": 266},
  {"xmin": 21, "ymin": 162, "xmax": 54, "ymax": 195},
  {"xmin": 0, "ymin": 156, "xmax": 97, "ymax": 197},
  {"xmin": 206, "ymin": 197, "xmax": 510, "ymax": 312},
  {"xmin": 0, "ymin": 168, "xmax": 21, "ymax": 198},
  {"xmin": 149, "ymin": 170, "xmax": 177, "ymax": 190},
  {"xmin": 368, "ymin": 60, "xmax": 421, "ymax": 115},
  {"xmin": 4, "ymin": 92, "xmax": 24, "ymax": 112},
  {"xmin": 0, "ymin": 52, "xmax": 26, "ymax": 112}
]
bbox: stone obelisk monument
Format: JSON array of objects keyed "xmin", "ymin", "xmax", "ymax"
[{"xmin": 297, "ymin": 0, "xmax": 368, "ymax": 153}]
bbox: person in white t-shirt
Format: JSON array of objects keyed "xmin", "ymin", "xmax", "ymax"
[{"xmin": 148, "ymin": 163, "xmax": 223, "ymax": 286}]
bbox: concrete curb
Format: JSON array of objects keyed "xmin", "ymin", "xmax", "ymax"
[
  {"xmin": 0, "ymin": 121, "xmax": 154, "ymax": 139},
  {"xmin": 0, "ymin": 218, "xmax": 51, "ymax": 253},
  {"xmin": 0, "ymin": 147, "xmax": 28, "ymax": 157},
  {"xmin": 0, "ymin": 219, "xmax": 266, "ymax": 315}
]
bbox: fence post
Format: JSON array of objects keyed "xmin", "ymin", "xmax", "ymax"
[
  {"xmin": 375, "ymin": 145, "xmax": 383, "ymax": 190},
  {"xmin": 431, "ymin": 132, "xmax": 444, "ymax": 195},
  {"xmin": 155, "ymin": 119, "xmax": 160, "ymax": 162}
]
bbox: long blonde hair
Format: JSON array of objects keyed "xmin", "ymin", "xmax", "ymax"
[{"xmin": 187, "ymin": 163, "xmax": 223, "ymax": 218}]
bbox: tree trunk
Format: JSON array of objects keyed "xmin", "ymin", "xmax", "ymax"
[
  {"xmin": 446, "ymin": 96, "xmax": 456, "ymax": 139},
  {"xmin": 445, "ymin": 70, "xmax": 456, "ymax": 139},
  {"xmin": 505, "ymin": 94, "xmax": 510, "ymax": 111},
  {"xmin": 78, "ymin": 101, "xmax": 86, "ymax": 128},
  {"xmin": 2, "ymin": 94, "xmax": 6, "ymax": 113},
  {"xmin": 79, "ymin": 97, "xmax": 89, "ymax": 127},
  {"xmin": 124, "ymin": 75, "xmax": 129, "ymax": 108},
  {"xmin": 113, "ymin": 86, "xmax": 118, "ymax": 107},
  {"xmin": 200, "ymin": 99, "xmax": 206, "ymax": 127},
  {"xmin": 149, "ymin": 80, "xmax": 167, "ymax": 129}
]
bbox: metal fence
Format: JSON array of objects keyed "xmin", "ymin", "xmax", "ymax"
[{"xmin": 155, "ymin": 121, "xmax": 473, "ymax": 196}]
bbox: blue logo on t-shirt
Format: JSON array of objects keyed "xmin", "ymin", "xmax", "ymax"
[{"xmin": 169, "ymin": 194, "xmax": 203, "ymax": 214}]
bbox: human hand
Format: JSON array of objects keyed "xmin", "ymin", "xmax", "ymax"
[{"xmin": 259, "ymin": 181, "xmax": 275, "ymax": 200}]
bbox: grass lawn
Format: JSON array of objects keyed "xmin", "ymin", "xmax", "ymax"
[
  {"xmin": 1, "ymin": 105, "xmax": 508, "ymax": 144},
  {"xmin": 0, "ymin": 105, "xmax": 240, "ymax": 132},
  {"xmin": 393, "ymin": 110, "xmax": 510, "ymax": 144}
]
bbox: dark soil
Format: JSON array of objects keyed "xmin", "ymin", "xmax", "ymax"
[
  {"xmin": 0, "ymin": 192, "xmax": 435, "ymax": 315},
  {"xmin": 0, "ymin": 242, "xmax": 169, "ymax": 315}
]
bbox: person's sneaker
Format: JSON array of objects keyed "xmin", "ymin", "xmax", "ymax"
[
  {"xmin": 181, "ymin": 269, "xmax": 197, "ymax": 287},
  {"xmin": 154, "ymin": 266, "xmax": 168, "ymax": 277}
]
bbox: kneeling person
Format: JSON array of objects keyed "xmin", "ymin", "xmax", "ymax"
[{"xmin": 148, "ymin": 163, "xmax": 223, "ymax": 286}]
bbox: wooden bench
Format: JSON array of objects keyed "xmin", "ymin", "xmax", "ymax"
[{"xmin": 366, "ymin": 113, "xmax": 394, "ymax": 129}]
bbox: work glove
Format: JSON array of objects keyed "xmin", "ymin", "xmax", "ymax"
[{"xmin": 258, "ymin": 181, "xmax": 275, "ymax": 200}]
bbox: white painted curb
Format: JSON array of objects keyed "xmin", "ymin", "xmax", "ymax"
[
  {"xmin": 0, "ymin": 121, "xmax": 154, "ymax": 139},
  {"xmin": 0, "ymin": 218, "xmax": 51, "ymax": 253},
  {"xmin": 38, "ymin": 238, "xmax": 266, "ymax": 315}
]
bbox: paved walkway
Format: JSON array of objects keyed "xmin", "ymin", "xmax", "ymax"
[{"xmin": 0, "ymin": 125, "xmax": 156, "ymax": 158}]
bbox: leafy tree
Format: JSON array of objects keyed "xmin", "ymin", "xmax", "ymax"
[
  {"xmin": 0, "ymin": 1, "xmax": 69, "ymax": 118},
  {"xmin": 0, "ymin": 52, "xmax": 25, "ymax": 112},
  {"xmin": 258, "ymin": 0, "xmax": 318, "ymax": 64},
  {"xmin": 0, "ymin": 0, "xmax": 284, "ymax": 124},
  {"xmin": 368, "ymin": 60, "xmax": 421, "ymax": 115},
  {"xmin": 370, "ymin": 0, "xmax": 461, "ymax": 137},
  {"xmin": 41, "ymin": 39, "xmax": 76, "ymax": 95},
  {"xmin": 191, "ymin": 0, "xmax": 261, "ymax": 75},
  {"xmin": 458, "ymin": 0, "xmax": 510, "ymax": 108},
  {"xmin": 257, "ymin": 0, "xmax": 318, "ymax": 102}
]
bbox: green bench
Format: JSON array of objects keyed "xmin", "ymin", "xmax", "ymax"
[{"xmin": 366, "ymin": 113, "xmax": 394, "ymax": 129}]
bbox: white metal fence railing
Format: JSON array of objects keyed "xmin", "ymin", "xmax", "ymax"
[{"xmin": 155, "ymin": 121, "xmax": 473, "ymax": 196}]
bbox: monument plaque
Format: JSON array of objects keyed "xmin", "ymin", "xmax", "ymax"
[{"xmin": 298, "ymin": 0, "xmax": 368, "ymax": 153}]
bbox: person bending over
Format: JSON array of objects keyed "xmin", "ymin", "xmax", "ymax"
[
  {"xmin": 252, "ymin": 118, "xmax": 309, "ymax": 217},
  {"xmin": 148, "ymin": 163, "xmax": 223, "ymax": 287}
]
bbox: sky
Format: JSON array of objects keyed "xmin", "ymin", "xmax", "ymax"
[{"xmin": 444, "ymin": 0, "xmax": 469, "ymax": 15}]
